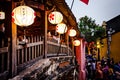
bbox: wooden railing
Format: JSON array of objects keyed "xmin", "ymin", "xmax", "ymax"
[
  {"xmin": 0, "ymin": 38, "xmax": 10, "ymax": 79},
  {"xmin": 0, "ymin": 35, "xmax": 73, "ymax": 79},
  {"xmin": 16, "ymin": 36, "xmax": 44, "ymax": 72},
  {"xmin": 47, "ymin": 41, "xmax": 72, "ymax": 56},
  {"xmin": 16, "ymin": 35, "xmax": 73, "ymax": 73}
]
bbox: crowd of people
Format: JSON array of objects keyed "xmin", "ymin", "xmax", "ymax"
[{"xmin": 86, "ymin": 56, "xmax": 120, "ymax": 80}]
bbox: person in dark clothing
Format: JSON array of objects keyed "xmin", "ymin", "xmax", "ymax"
[
  {"xmin": 86, "ymin": 60, "xmax": 93, "ymax": 80},
  {"xmin": 0, "ymin": 22, "xmax": 6, "ymax": 47},
  {"xmin": 95, "ymin": 61, "xmax": 103, "ymax": 80},
  {"xmin": 114, "ymin": 63, "xmax": 120, "ymax": 79}
]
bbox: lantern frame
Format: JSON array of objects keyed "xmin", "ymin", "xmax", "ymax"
[
  {"xmin": 68, "ymin": 29, "xmax": 77, "ymax": 37},
  {"xmin": 0, "ymin": 11, "xmax": 5, "ymax": 20},
  {"xmin": 12, "ymin": 5, "xmax": 36, "ymax": 27},
  {"xmin": 56, "ymin": 23, "xmax": 67, "ymax": 34},
  {"xmin": 73, "ymin": 40, "xmax": 80, "ymax": 46},
  {"xmin": 48, "ymin": 11, "xmax": 63, "ymax": 24}
]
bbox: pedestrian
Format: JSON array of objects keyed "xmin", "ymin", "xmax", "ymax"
[
  {"xmin": 91, "ymin": 60, "xmax": 96, "ymax": 80},
  {"xmin": 102, "ymin": 62, "xmax": 109, "ymax": 80},
  {"xmin": 95, "ymin": 61, "xmax": 103, "ymax": 80},
  {"xmin": 108, "ymin": 65, "xmax": 114, "ymax": 80},
  {"xmin": 0, "ymin": 22, "xmax": 5, "ymax": 47},
  {"xmin": 86, "ymin": 60, "xmax": 92, "ymax": 80}
]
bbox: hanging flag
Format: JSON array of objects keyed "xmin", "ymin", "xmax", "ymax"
[{"xmin": 81, "ymin": 0, "xmax": 89, "ymax": 5}]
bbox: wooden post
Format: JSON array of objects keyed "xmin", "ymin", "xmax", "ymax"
[
  {"xmin": 71, "ymin": 38, "xmax": 74, "ymax": 56},
  {"xmin": 11, "ymin": 21, "xmax": 17, "ymax": 76},
  {"xmin": 11, "ymin": 1, "xmax": 17, "ymax": 77},
  {"xmin": 7, "ymin": 38, "xmax": 10, "ymax": 71},
  {"xmin": 67, "ymin": 34, "xmax": 69, "ymax": 55},
  {"xmin": 44, "ymin": 11, "xmax": 48, "ymax": 58}
]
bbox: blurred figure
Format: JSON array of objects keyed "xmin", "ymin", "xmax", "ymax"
[
  {"xmin": 114, "ymin": 63, "xmax": 120, "ymax": 80},
  {"xmin": 0, "ymin": 22, "xmax": 5, "ymax": 47},
  {"xmin": 91, "ymin": 60, "xmax": 96, "ymax": 80},
  {"xmin": 95, "ymin": 61, "xmax": 103, "ymax": 80},
  {"xmin": 102, "ymin": 62, "xmax": 109, "ymax": 80},
  {"xmin": 86, "ymin": 60, "xmax": 92, "ymax": 80}
]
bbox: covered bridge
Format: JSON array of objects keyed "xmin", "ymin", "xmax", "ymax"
[{"xmin": 0, "ymin": 0, "xmax": 84, "ymax": 80}]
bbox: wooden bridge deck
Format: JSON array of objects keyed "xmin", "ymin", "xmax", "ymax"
[{"xmin": 9, "ymin": 56, "xmax": 76, "ymax": 80}]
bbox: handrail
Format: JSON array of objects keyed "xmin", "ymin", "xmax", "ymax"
[
  {"xmin": 0, "ymin": 47, "xmax": 8, "ymax": 54},
  {"xmin": 17, "ymin": 41, "xmax": 44, "ymax": 49},
  {"xmin": 47, "ymin": 41, "xmax": 67, "ymax": 48},
  {"xmin": 0, "ymin": 38, "xmax": 10, "ymax": 79}
]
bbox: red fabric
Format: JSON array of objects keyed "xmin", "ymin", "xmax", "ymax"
[{"xmin": 80, "ymin": 0, "xmax": 89, "ymax": 5}]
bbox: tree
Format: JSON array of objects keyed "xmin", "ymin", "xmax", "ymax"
[{"xmin": 78, "ymin": 16, "xmax": 105, "ymax": 55}]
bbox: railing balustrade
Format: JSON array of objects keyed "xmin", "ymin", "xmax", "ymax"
[
  {"xmin": 0, "ymin": 38, "xmax": 10, "ymax": 79},
  {"xmin": 0, "ymin": 35, "xmax": 73, "ymax": 78}
]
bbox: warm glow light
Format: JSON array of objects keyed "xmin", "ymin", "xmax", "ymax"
[
  {"xmin": 73, "ymin": 40, "xmax": 80, "ymax": 46},
  {"xmin": 96, "ymin": 40, "xmax": 100, "ymax": 48},
  {"xmin": 56, "ymin": 23, "xmax": 67, "ymax": 34},
  {"xmin": 0, "ymin": 11, "xmax": 5, "ymax": 19},
  {"xmin": 97, "ymin": 41, "xmax": 100, "ymax": 45},
  {"xmin": 12, "ymin": 6, "xmax": 36, "ymax": 26},
  {"xmin": 68, "ymin": 29, "xmax": 76, "ymax": 37},
  {"xmin": 97, "ymin": 44, "xmax": 100, "ymax": 48},
  {"xmin": 48, "ymin": 11, "xmax": 63, "ymax": 24}
]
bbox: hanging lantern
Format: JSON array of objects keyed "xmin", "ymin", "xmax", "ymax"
[
  {"xmin": 97, "ymin": 44, "xmax": 100, "ymax": 48},
  {"xmin": 56, "ymin": 23, "xmax": 67, "ymax": 34},
  {"xmin": 0, "ymin": 11, "xmax": 5, "ymax": 20},
  {"xmin": 68, "ymin": 29, "xmax": 77, "ymax": 37},
  {"xmin": 48, "ymin": 11, "xmax": 63, "ymax": 24},
  {"xmin": 73, "ymin": 40, "xmax": 80, "ymax": 46},
  {"xmin": 12, "ymin": 6, "xmax": 36, "ymax": 27}
]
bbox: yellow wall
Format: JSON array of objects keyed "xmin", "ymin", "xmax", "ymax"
[
  {"xmin": 110, "ymin": 32, "xmax": 120, "ymax": 63},
  {"xmin": 100, "ymin": 38, "xmax": 107, "ymax": 59},
  {"xmin": 100, "ymin": 32, "xmax": 120, "ymax": 63}
]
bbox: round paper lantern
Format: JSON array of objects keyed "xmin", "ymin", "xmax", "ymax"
[
  {"xmin": 0, "ymin": 11, "xmax": 5, "ymax": 20},
  {"xmin": 73, "ymin": 40, "xmax": 80, "ymax": 46},
  {"xmin": 12, "ymin": 6, "xmax": 36, "ymax": 27},
  {"xmin": 56, "ymin": 23, "xmax": 67, "ymax": 34},
  {"xmin": 48, "ymin": 11, "xmax": 63, "ymax": 24},
  {"xmin": 68, "ymin": 29, "xmax": 77, "ymax": 37}
]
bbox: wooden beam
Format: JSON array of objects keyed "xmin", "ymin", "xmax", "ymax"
[
  {"xmin": 25, "ymin": 0, "xmax": 44, "ymax": 10},
  {"xmin": 0, "ymin": 47, "xmax": 8, "ymax": 54},
  {"xmin": 11, "ymin": 1, "xmax": 17, "ymax": 77},
  {"xmin": 48, "ymin": 26, "xmax": 56, "ymax": 30},
  {"xmin": 44, "ymin": 11, "xmax": 48, "ymax": 58}
]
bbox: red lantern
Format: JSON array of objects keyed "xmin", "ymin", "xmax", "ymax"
[{"xmin": 48, "ymin": 11, "xmax": 63, "ymax": 24}]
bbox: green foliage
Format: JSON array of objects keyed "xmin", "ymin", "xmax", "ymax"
[{"xmin": 78, "ymin": 16, "xmax": 105, "ymax": 42}]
